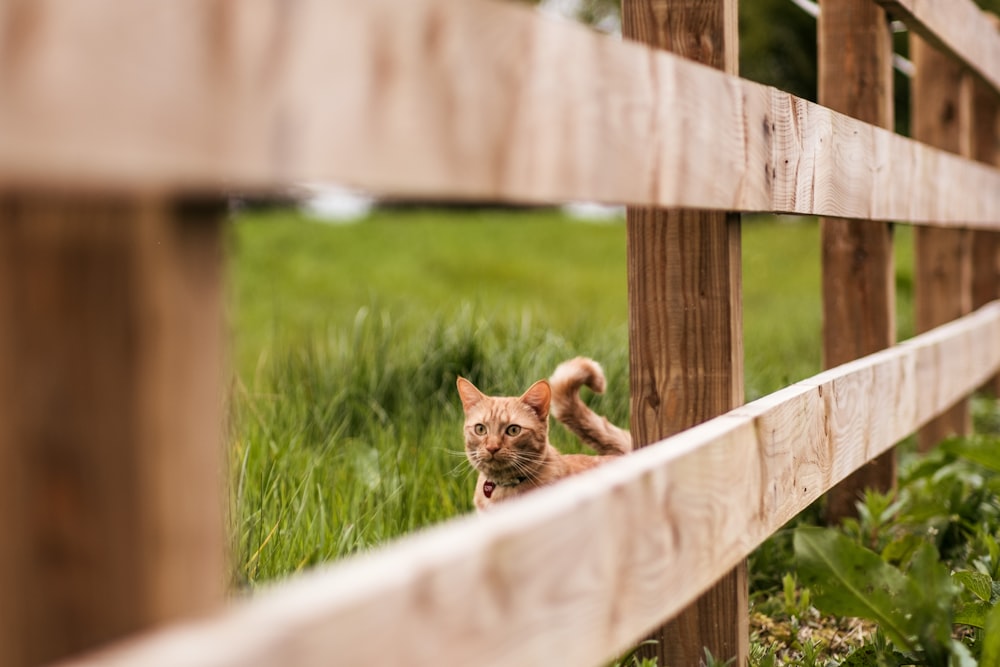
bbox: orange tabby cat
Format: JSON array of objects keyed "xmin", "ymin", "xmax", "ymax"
[{"xmin": 457, "ymin": 357, "xmax": 630, "ymax": 511}]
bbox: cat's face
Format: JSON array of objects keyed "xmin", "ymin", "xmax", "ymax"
[{"xmin": 456, "ymin": 377, "xmax": 550, "ymax": 485}]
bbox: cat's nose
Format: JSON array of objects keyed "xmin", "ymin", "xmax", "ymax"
[{"xmin": 484, "ymin": 441, "xmax": 501, "ymax": 454}]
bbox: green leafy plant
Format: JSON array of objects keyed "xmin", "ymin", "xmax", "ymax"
[
  {"xmin": 700, "ymin": 647, "xmax": 735, "ymax": 667},
  {"xmin": 750, "ymin": 643, "xmax": 778, "ymax": 667},
  {"xmin": 609, "ymin": 641, "xmax": 658, "ymax": 667},
  {"xmin": 839, "ymin": 489, "xmax": 906, "ymax": 554},
  {"xmin": 838, "ymin": 628, "xmax": 910, "ymax": 666},
  {"xmin": 780, "ymin": 573, "xmax": 812, "ymax": 619},
  {"xmin": 795, "ymin": 526, "xmax": 989, "ymax": 665},
  {"xmin": 795, "ymin": 528, "xmax": 920, "ymax": 653}
]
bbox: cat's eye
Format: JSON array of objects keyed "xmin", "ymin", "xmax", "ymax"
[
  {"xmin": 505, "ymin": 424, "xmax": 521, "ymax": 436},
  {"xmin": 473, "ymin": 424, "xmax": 487, "ymax": 435}
]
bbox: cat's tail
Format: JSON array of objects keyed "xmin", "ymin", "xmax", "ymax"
[{"xmin": 550, "ymin": 357, "xmax": 632, "ymax": 456}]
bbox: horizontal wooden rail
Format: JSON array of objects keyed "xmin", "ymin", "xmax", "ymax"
[
  {"xmin": 874, "ymin": 0, "xmax": 1000, "ymax": 95},
  {"xmin": 2, "ymin": 0, "xmax": 999, "ymax": 228},
  {"xmin": 54, "ymin": 301, "xmax": 1000, "ymax": 667}
]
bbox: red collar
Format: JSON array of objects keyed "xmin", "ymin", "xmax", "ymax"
[{"xmin": 482, "ymin": 477, "xmax": 527, "ymax": 498}]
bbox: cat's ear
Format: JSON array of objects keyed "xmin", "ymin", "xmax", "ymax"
[
  {"xmin": 520, "ymin": 379, "xmax": 551, "ymax": 421},
  {"xmin": 456, "ymin": 377, "xmax": 485, "ymax": 413}
]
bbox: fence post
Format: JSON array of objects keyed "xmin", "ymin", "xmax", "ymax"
[
  {"xmin": 910, "ymin": 38, "xmax": 974, "ymax": 451},
  {"xmin": 818, "ymin": 1, "xmax": 896, "ymax": 522},
  {"xmin": 622, "ymin": 1, "xmax": 746, "ymax": 664},
  {"xmin": 971, "ymin": 15, "xmax": 1000, "ymax": 398},
  {"xmin": 0, "ymin": 193, "xmax": 227, "ymax": 666}
]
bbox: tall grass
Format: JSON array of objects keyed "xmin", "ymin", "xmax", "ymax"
[
  {"xmin": 228, "ymin": 208, "xmax": 915, "ymax": 588},
  {"xmin": 230, "ymin": 306, "xmax": 631, "ymax": 585}
]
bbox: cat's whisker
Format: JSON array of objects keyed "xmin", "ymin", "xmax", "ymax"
[
  {"xmin": 511, "ymin": 453, "xmax": 545, "ymax": 470},
  {"xmin": 445, "ymin": 458, "xmax": 474, "ymax": 478},
  {"xmin": 507, "ymin": 455, "xmax": 544, "ymax": 482}
]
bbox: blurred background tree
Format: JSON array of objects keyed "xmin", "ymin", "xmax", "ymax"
[{"xmin": 519, "ymin": 0, "xmax": 1000, "ymax": 137}]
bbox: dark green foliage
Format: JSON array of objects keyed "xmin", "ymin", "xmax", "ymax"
[
  {"xmin": 738, "ymin": 0, "xmax": 817, "ymax": 101},
  {"xmin": 791, "ymin": 414, "xmax": 1000, "ymax": 664},
  {"xmin": 795, "ymin": 528, "xmax": 919, "ymax": 653}
]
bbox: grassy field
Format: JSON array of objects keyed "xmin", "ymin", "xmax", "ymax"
[{"xmin": 227, "ymin": 207, "xmax": 917, "ymax": 587}]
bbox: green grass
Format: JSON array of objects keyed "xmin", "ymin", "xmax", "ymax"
[
  {"xmin": 229, "ymin": 207, "xmax": 633, "ymax": 584},
  {"xmin": 230, "ymin": 207, "xmax": 629, "ymax": 381},
  {"xmin": 228, "ymin": 207, "xmax": 918, "ymax": 587},
  {"xmin": 232, "ymin": 208, "xmax": 915, "ymax": 397}
]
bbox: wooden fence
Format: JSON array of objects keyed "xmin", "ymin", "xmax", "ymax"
[{"xmin": 1, "ymin": 0, "xmax": 998, "ymax": 665}]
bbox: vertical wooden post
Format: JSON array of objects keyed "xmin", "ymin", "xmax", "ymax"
[
  {"xmin": 970, "ymin": 16, "xmax": 1000, "ymax": 397},
  {"xmin": 910, "ymin": 39, "xmax": 974, "ymax": 450},
  {"xmin": 622, "ymin": 1, "xmax": 746, "ymax": 664},
  {"xmin": 819, "ymin": 1, "xmax": 896, "ymax": 522},
  {"xmin": 0, "ymin": 192, "xmax": 227, "ymax": 666}
]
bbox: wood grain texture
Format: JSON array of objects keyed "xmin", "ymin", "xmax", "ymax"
[
  {"xmin": 627, "ymin": 211, "xmax": 744, "ymax": 441},
  {"xmin": 626, "ymin": 204, "xmax": 746, "ymax": 665},
  {"xmin": 622, "ymin": 0, "xmax": 738, "ymax": 75},
  {"xmin": 874, "ymin": 0, "xmax": 1000, "ymax": 94},
  {"xmin": 54, "ymin": 302, "xmax": 1000, "ymax": 667},
  {"xmin": 911, "ymin": 38, "xmax": 974, "ymax": 450},
  {"xmin": 0, "ymin": 193, "xmax": 227, "ymax": 666},
  {"xmin": 0, "ymin": 0, "xmax": 998, "ymax": 227},
  {"xmin": 969, "ymin": 62, "xmax": 1000, "ymax": 395},
  {"xmin": 622, "ymin": 1, "xmax": 746, "ymax": 663},
  {"xmin": 819, "ymin": 0, "xmax": 897, "ymax": 522}
]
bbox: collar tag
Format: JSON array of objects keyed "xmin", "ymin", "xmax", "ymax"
[{"xmin": 483, "ymin": 480, "xmax": 496, "ymax": 498}]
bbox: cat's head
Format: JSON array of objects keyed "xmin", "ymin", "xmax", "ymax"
[{"xmin": 455, "ymin": 377, "xmax": 550, "ymax": 485}]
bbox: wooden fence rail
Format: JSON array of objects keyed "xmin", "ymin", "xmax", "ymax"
[
  {"xmin": 874, "ymin": 0, "xmax": 1000, "ymax": 92},
  {"xmin": 1, "ymin": 0, "xmax": 999, "ymax": 226},
  {"xmin": 1, "ymin": 0, "xmax": 998, "ymax": 665}
]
